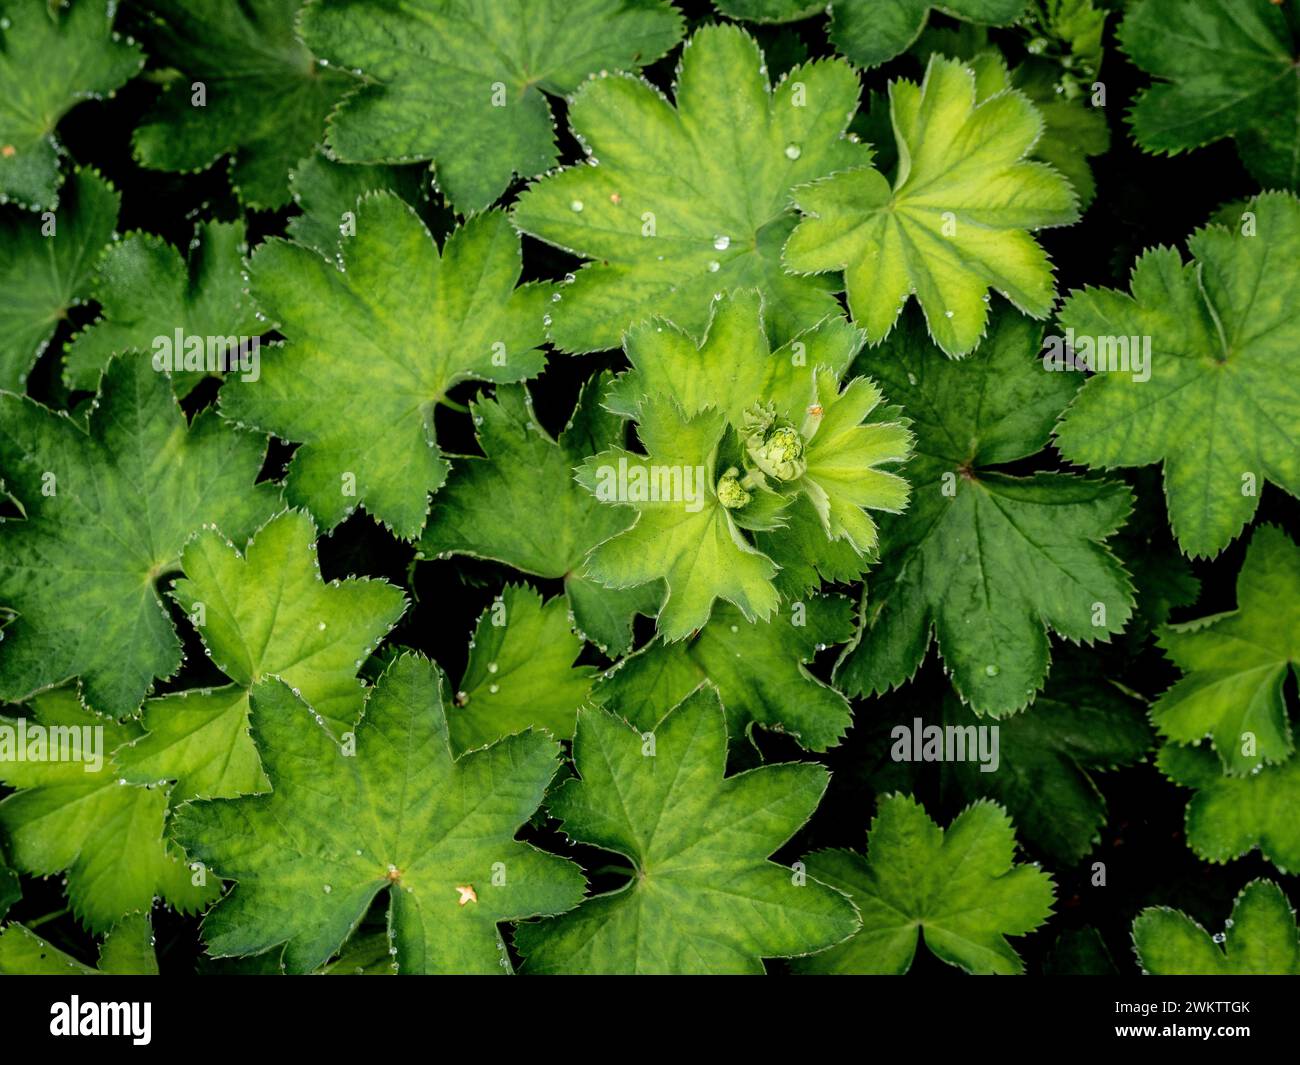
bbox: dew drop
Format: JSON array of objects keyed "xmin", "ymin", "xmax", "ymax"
[
  {"xmin": 712, "ymin": 235, "xmax": 730, "ymax": 251},
  {"xmin": 570, "ymin": 200, "xmax": 584, "ymax": 212},
  {"xmin": 487, "ymin": 661, "xmax": 498, "ymax": 674},
  {"xmin": 784, "ymin": 143, "xmax": 802, "ymax": 160},
  {"xmin": 984, "ymin": 664, "xmax": 1000, "ymax": 677}
]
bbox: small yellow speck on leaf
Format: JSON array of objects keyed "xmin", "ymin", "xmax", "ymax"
[
  {"xmin": 456, "ymin": 884, "xmax": 478, "ymax": 905},
  {"xmin": 1, "ymin": 145, "xmax": 15, "ymax": 158}
]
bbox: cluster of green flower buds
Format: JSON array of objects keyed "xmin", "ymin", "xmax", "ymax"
[
  {"xmin": 742, "ymin": 404, "xmax": 807, "ymax": 483},
  {"xmin": 716, "ymin": 467, "xmax": 752, "ymax": 510}
]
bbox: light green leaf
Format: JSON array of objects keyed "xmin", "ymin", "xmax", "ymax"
[
  {"xmin": 0, "ymin": 0, "xmax": 142, "ymax": 208},
  {"xmin": 303, "ymin": 0, "xmax": 684, "ymax": 215},
  {"xmin": 420, "ymin": 379, "xmax": 661, "ymax": 657},
  {"xmin": 785, "ymin": 54, "xmax": 1078, "ymax": 357},
  {"xmin": 132, "ymin": 0, "xmax": 352, "ymax": 209},
  {"xmin": 221, "ymin": 195, "xmax": 548, "ymax": 540},
  {"xmin": 835, "ymin": 310, "xmax": 1134, "ymax": 715},
  {"xmin": 1122, "ymin": 0, "xmax": 1300, "ymax": 189},
  {"xmin": 450, "ymin": 583, "xmax": 595, "ymax": 753},
  {"xmin": 0, "ymin": 913, "xmax": 158, "ymax": 975},
  {"xmin": 513, "ymin": 24, "xmax": 871, "ymax": 352},
  {"xmin": 1053, "ymin": 192, "xmax": 1300, "ymax": 558},
  {"xmin": 0, "ymin": 166, "xmax": 118, "ymax": 391},
  {"xmin": 63, "ymin": 220, "xmax": 261, "ymax": 395},
  {"xmin": 593, "ymin": 595, "xmax": 855, "ymax": 751},
  {"xmin": 174, "ymin": 654, "xmax": 586, "ymax": 973},
  {"xmin": 793, "ymin": 793, "xmax": 1054, "ymax": 974},
  {"xmin": 1151, "ymin": 525, "xmax": 1300, "ymax": 775},
  {"xmin": 0, "ymin": 355, "xmax": 281, "ymax": 716},
  {"xmin": 0, "ymin": 690, "xmax": 218, "ymax": 930},
  {"xmin": 1133, "ymin": 879, "xmax": 1300, "ymax": 975},
  {"xmin": 515, "ymin": 687, "xmax": 860, "ymax": 973}
]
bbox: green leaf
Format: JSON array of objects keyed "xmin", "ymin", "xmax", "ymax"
[
  {"xmin": 0, "ymin": 166, "xmax": 118, "ymax": 391},
  {"xmin": 835, "ymin": 310, "xmax": 1135, "ymax": 715},
  {"xmin": 0, "ymin": 913, "xmax": 158, "ymax": 975},
  {"xmin": 1151, "ymin": 525, "xmax": 1300, "ymax": 775},
  {"xmin": 1122, "ymin": 0, "xmax": 1300, "ymax": 189},
  {"xmin": 785, "ymin": 55, "xmax": 1078, "ymax": 357},
  {"xmin": 1053, "ymin": 192, "xmax": 1300, "ymax": 558},
  {"xmin": 515, "ymin": 687, "xmax": 859, "ymax": 973},
  {"xmin": 716, "ymin": 1, "xmax": 1028, "ymax": 71},
  {"xmin": 63, "ymin": 220, "xmax": 261, "ymax": 395},
  {"xmin": 132, "ymin": 0, "xmax": 352, "ymax": 210},
  {"xmin": 303, "ymin": 0, "xmax": 684, "ymax": 215},
  {"xmin": 0, "ymin": 0, "xmax": 142, "ymax": 208},
  {"xmin": 576, "ymin": 394, "xmax": 781, "ymax": 641},
  {"xmin": 420, "ymin": 379, "xmax": 660, "ymax": 656},
  {"xmin": 941, "ymin": 653, "xmax": 1152, "ymax": 863},
  {"xmin": 113, "ymin": 507, "xmax": 405, "ymax": 804},
  {"xmin": 450, "ymin": 583, "xmax": 595, "ymax": 753},
  {"xmin": 0, "ymin": 836, "xmax": 20, "ymax": 920},
  {"xmin": 0, "ymin": 689, "xmax": 218, "ymax": 930},
  {"xmin": 1133, "ymin": 879, "xmax": 1300, "ymax": 975},
  {"xmin": 513, "ymin": 24, "xmax": 871, "ymax": 352},
  {"xmin": 793, "ymin": 793, "xmax": 1054, "ymax": 974},
  {"xmin": 0, "ymin": 355, "xmax": 281, "ymax": 716},
  {"xmin": 174, "ymin": 654, "xmax": 586, "ymax": 973},
  {"xmin": 221, "ymin": 195, "xmax": 548, "ymax": 540},
  {"xmin": 1159, "ymin": 743, "xmax": 1300, "ymax": 875},
  {"xmin": 593, "ymin": 595, "xmax": 855, "ymax": 751}
]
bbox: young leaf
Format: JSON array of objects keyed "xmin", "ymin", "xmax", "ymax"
[
  {"xmin": 303, "ymin": 0, "xmax": 684, "ymax": 215},
  {"xmin": 1150, "ymin": 525, "xmax": 1300, "ymax": 775},
  {"xmin": 420, "ymin": 379, "xmax": 661, "ymax": 657},
  {"xmin": 784, "ymin": 55, "xmax": 1078, "ymax": 357},
  {"xmin": 174, "ymin": 654, "xmax": 586, "ymax": 974},
  {"xmin": 0, "ymin": 690, "xmax": 217, "ymax": 931},
  {"xmin": 221, "ymin": 195, "xmax": 548, "ymax": 540},
  {"xmin": 793, "ymin": 793, "xmax": 1054, "ymax": 974},
  {"xmin": 1133, "ymin": 879, "xmax": 1300, "ymax": 975},
  {"xmin": 0, "ymin": 0, "xmax": 142, "ymax": 208},
  {"xmin": 0, "ymin": 355, "xmax": 281, "ymax": 716},
  {"xmin": 63, "ymin": 220, "xmax": 261, "ymax": 395},
  {"xmin": 593, "ymin": 596, "xmax": 856, "ymax": 752},
  {"xmin": 0, "ymin": 913, "xmax": 158, "ymax": 975},
  {"xmin": 132, "ymin": 0, "xmax": 352, "ymax": 210},
  {"xmin": 1053, "ymin": 192, "xmax": 1300, "ymax": 558},
  {"xmin": 576, "ymin": 394, "xmax": 781, "ymax": 641},
  {"xmin": 515, "ymin": 687, "xmax": 860, "ymax": 973},
  {"xmin": 1159, "ymin": 743, "xmax": 1300, "ymax": 876},
  {"xmin": 0, "ymin": 166, "xmax": 118, "ymax": 391},
  {"xmin": 450, "ymin": 583, "xmax": 595, "ymax": 753},
  {"xmin": 716, "ymin": 0, "xmax": 1029, "ymax": 71},
  {"xmin": 835, "ymin": 310, "xmax": 1134, "ymax": 715},
  {"xmin": 513, "ymin": 24, "xmax": 871, "ymax": 352},
  {"xmin": 1122, "ymin": 0, "xmax": 1300, "ymax": 189}
]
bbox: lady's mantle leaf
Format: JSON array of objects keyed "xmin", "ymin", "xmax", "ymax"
[
  {"xmin": 0, "ymin": 0, "xmax": 142, "ymax": 209},
  {"xmin": 513, "ymin": 24, "xmax": 871, "ymax": 352},
  {"xmin": 784, "ymin": 55, "xmax": 1078, "ymax": 357},
  {"xmin": 63, "ymin": 220, "xmax": 261, "ymax": 395},
  {"xmin": 515, "ymin": 687, "xmax": 860, "ymax": 973},
  {"xmin": 0, "ymin": 913, "xmax": 158, "ymax": 975},
  {"xmin": 450, "ymin": 583, "xmax": 595, "ymax": 753},
  {"xmin": 0, "ymin": 356, "xmax": 280, "ymax": 716},
  {"xmin": 174, "ymin": 653, "xmax": 586, "ymax": 974},
  {"xmin": 593, "ymin": 596, "xmax": 856, "ymax": 752},
  {"xmin": 420, "ymin": 379, "xmax": 661, "ymax": 657},
  {"xmin": 0, "ymin": 690, "xmax": 217, "ymax": 931},
  {"xmin": 793, "ymin": 793, "xmax": 1054, "ymax": 974},
  {"xmin": 1151, "ymin": 525, "xmax": 1300, "ymax": 776},
  {"xmin": 835, "ymin": 310, "xmax": 1134, "ymax": 715},
  {"xmin": 303, "ymin": 0, "xmax": 684, "ymax": 215},
  {"xmin": 0, "ymin": 166, "xmax": 118, "ymax": 391},
  {"xmin": 132, "ymin": 0, "xmax": 352, "ymax": 210},
  {"xmin": 1133, "ymin": 879, "xmax": 1300, "ymax": 975},
  {"xmin": 1122, "ymin": 0, "xmax": 1300, "ymax": 190},
  {"xmin": 1053, "ymin": 192, "xmax": 1300, "ymax": 559},
  {"xmin": 222, "ymin": 194, "xmax": 549, "ymax": 540}
]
